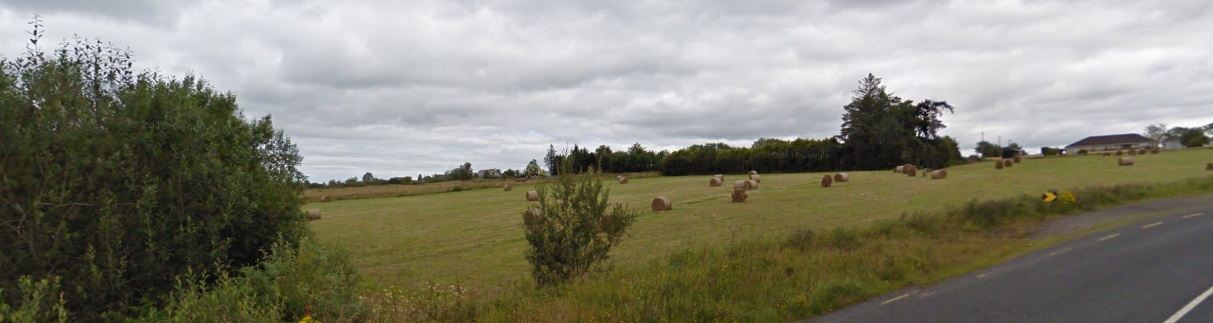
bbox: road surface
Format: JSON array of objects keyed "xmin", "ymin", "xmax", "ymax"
[{"xmin": 811, "ymin": 195, "xmax": 1213, "ymax": 323}]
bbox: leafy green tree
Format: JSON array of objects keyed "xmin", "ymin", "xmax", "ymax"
[
  {"xmin": 1180, "ymin": 128, "xmax": 1209, "ymax": 147},
  {"xmin": 975, "ymin": 141, "xmax": 1000, "ymax": 158},
  {"xmin": 1, "ymin": 24, "xmax": 305, "ymax": 319},
  {"xmin": 1144, "ymin": 123, "xmax": 1168, "ymax": 146},
  {"xmin": 362, "ymin": 172, "xmax": 377, "ymax": 184},
  {"xmin": 522, "ymin": 161, "xmax": 638, "ymax": 288},
  {"xmin": 525, "ymin": 159, "xmax": 542, "ymax": 177}
]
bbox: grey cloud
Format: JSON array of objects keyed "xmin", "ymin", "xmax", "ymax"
[{"xmin": 2, "ymin": 0, "xmax": 1210, "ymax": 181}]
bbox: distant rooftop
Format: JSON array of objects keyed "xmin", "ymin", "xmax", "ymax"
[{"xmin": 1065, "ymin": 133, "xmax": 1152, "ymax": 147}]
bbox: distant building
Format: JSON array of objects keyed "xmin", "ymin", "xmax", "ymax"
[
  {"xmin": 1161, "ymin": 137, "xmax": 1184, "ymax": 150},
  {"xmin": 1065, "ymin": 133, "xmax": 1153, "ymax": 153},
  {"xmin": 477, "ymin": 168, "xmax": 502, "ymax": 178}
]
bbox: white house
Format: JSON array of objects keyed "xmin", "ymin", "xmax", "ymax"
[
  {"xmin": 1161, "ymin": 137, "xmax": 1184, "ymax": 150},
  {"xmin": 1064, "ymin": 133, "xmax": 1153, "ymax": 154}
]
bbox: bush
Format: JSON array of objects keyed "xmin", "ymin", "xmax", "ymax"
[
  {"xmin": 242, "ymin": 236, "xmax": 367, "ymax": 322},
  {"xmin": 128, "ymin": 271, "xmax": 281, "ymax": 323},
  {"xmin": 522, "ymin": 163, "xmax": 638, "ymax": 287},
  {"xmin": 0, "ymin": 22, "xmax": 307, "ymax": 318},
  {"xmin": 0, "ymin": 277, "xmax": 68, "ymax": 323}
]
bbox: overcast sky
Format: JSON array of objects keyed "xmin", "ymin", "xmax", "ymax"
[{"xmin": 2, "ymin": 0, "xmax": 1210, "ymax": 181}]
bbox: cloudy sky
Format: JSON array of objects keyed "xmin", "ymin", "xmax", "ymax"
[{"xmin": 2, "ymin": 0, "xmax": 1210, "ymax": 181}]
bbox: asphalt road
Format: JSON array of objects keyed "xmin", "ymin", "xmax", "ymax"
[{"xmin": 810, "ymin": 197, "xmax": 1213, "ymax": 323}]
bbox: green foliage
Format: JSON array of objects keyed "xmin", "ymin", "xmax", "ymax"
[
  {"xmin": 241, "ymin": 236, "xmax": 367, "ymax": 322},
  {"xmin": 0, "ymin": 23, "xmax": 306, "ymax": 318},
  {"xmin": 1180, "ymin": 128, "xmax": 1209, "ymax": 147},
  {"xmin": 0, "ymin": 277, "xmax": 69, "ymax": 323},
  {"xmin": 130, "ymin": 236, "xmax": 365, "ymax": 322},
  {"xmin": 522, "ymin": 163, "xmax": 638, "ymax": 287},
  {"xmin": 128, "ymin": 271, "xmax": 281, "ymax": 323}
]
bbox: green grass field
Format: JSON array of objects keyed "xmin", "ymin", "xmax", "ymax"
[{"xmin": 308, "ymin": 149, "xmax": 1213, "ymax": 293}]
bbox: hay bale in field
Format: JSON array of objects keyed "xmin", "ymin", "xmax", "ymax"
[
  {"xmin": 714, "ymin": 174, "xmax": 724, "ymax": 180},
  {"xmin": 1139, "ymin": 149, "xmax": 1148, "ymax": 155},
  {"xmin": 1206, "ymin": 163, "xmax": 1213, "ymax": 171},
  {"xmin": 320, "ymin": 196, "xmax": 330, "ymax": 202},
  {"xmin": 921, "ymin": 168, "xmax": 931, "ymax": 177},
  {"xmin": 1128, "ymin": 149, "xmax": 1138, "ymax": 156},
  {"xmin": 305, "ymin": 208, "xmax": 321, "ymax": 221},
  {"xmin": 996, "ymin": 160, "xmax": 1004, "ymax": 169},
  {"xmin": 1116, "ymin": 150, "xmax": 1124, "ymax": 156},
  {"xmin": 523, "ymin": 207, "xmax": 542, "ymax": 225},
  {"xmin": 709, "ymin": 177, "xmax": 722, "ymax": 187},
  {"xmin": 905, "ymin": 165, "xmax": 917, "ymax": 177},
  {"xmin": 1151, "ymin": 148, "xmax": 1160, "ymax": 154},
  {"xmin": 503, "ymin": 185, "xmax": 512, "ymax": 191},
  {"xmin": 1003, "ymin": 159, "xmax": 1013, "ymax": 168},
  {"xmin": 749, "ymin": 174, "xmax": 761, "ymax": 183},
  {"xmin": 747, "ymin": 179, "xmax": 759, "ymax": 190},
  {"xmin": 651, "ymin": 196, "xmax": 672, "ymax": 211},
  {"xmin": 731, "ymin": 189, "xmax": 748, "ymax": 202},
  {"xmin": 734, "ymin": 180, "xmax": 751, "ymax": 190},
  {"xmin": 526, "ymin": 190, "xmax": 539, "ymax": 201},
  {"xmin": 820, "ymin": 174, "xmax": 833, "ymax": 188},
  {"xmin": 749, "ymin": 170, "xmax": 758, "ymax": 176},
  {"xmin": 618, "ymin": 177, "xmax": 629, "ymax": 184},
  {"xmin": 1103, "ymin": 152, "xmax": 1111, "ymax": 157},
  {"xmin": 1013, "ymin": 155, "xmax": 1021, "ymax": 163},
  {"xmin": 895, "ymin": 165, "xmax": 905, "ymax": 173},
  {"xmin": 833, "ymin": 173, "xmax": 849, "ymax": 182},
  {"xmin": 930, "ymin": 169, "xmax": 948, "ymax": 179},
  {"xmin": 1118, "ymin": 157, "xmax": 1134, "ymax": 166}
]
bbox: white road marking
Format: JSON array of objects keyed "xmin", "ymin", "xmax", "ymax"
[
  {"xmin": 1182, "ymin": 213, "xmax": 1204, "ymax": 219},
  {"xmin": 882, "ymin": 293, "xmax": 910, "ymax": 305},
  {"xmin": 1142, "ymin": 221, "xmax": 1164, "ymax": 229},
  {"xmin": 1048, "ymin": 247, "xmax": 1073, "ymax": 257},
  {"xmin": 1162, "ymin": 282, "xmax": 1213, "ymax": 323},
  {"xmin": 1098, "ymin": 233, "xmax": 1120, "ymax": 242}
]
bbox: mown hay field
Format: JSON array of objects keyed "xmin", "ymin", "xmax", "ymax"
[{"xmin": 308, "ymin": 148, "xmax": 1213, "ymax": 292}]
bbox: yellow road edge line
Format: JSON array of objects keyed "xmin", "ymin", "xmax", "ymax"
[{"xmin": 881, "ymin": 293, "xmax": 910, "ymax": 305}]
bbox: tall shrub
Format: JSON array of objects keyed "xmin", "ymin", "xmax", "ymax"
[
  {"xmin": 522, "ymin": 162, "xmax": 638, "ymax": 287},
  {"xmin": 0, "ymin": 22, "xmax": 307, "ymax": 318}
]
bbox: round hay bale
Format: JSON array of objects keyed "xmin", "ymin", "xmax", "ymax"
[
  {"xmin": 1128, "ymin": 149, "xmax": 1138, "ymax": 156},
  {"xmin": 526, "ymin": 190, "xmax": 539, "ymax": 201},
  {"xmin": 709, "ymin": 177, "xmax": 722, "ymax": 187},
  {"xmin": 618, "ymin": 177, "xmax": 629, "ymax": 184},
  {"xmin": 749, "ymin": 174, "xmax": 761, "ymax": 183},
  {"xmin": 1013, "ymin": 156, "xmax": 1021, "ymax": 163},
  {"xmin": 747, "ymin": 179, "xmax": 759, "ymax": 190},
  {"xmin": 714, "ymin": 174, "xmax": 724, "ymax": 180},
  {"xmin": 820, "ymin": 174, "xmax": 833, "ymax": 188},
  {"xmin": 1116, "ymin": 150, "xmax": 1124, "ymax": 156},
  {"xmin": 895, "ymin": 165, "xmax": 905, "ymax": 173},
  {"xmin": 320, "ymin": 196, "xmax": 330, "ymax": 202},
  {"xmin": 523, "ymin": 207, "xmax": 542, "ymax": 225},
  {"xmin": 833, "ymin": 173, "xmax": 849, "ymax": 182},
  {"xmin": 731, "ymin": 189, "xmax": 748, "ymax": 202},
  {"xmin": 1206, "ymin": 163, "xmax": 1213, "ymax": 171},
  {"xmin": 996, "ymin": 160, "xmax": 1005, "ymax": 169},
  {"xmin": 651, "ymin": 196, "xmax": 672, "ymax": 211},
  {"xmin": 748, "ymin": 170, "xmax": 758, "ymax": 176},
  {"xmin": 504, "ymin": 185, "xmax": 512, "ymax": 191},
  {"xmin": 734, "ymin": 180, "xmax": 750, "ymax": 190},
  {"xmin": 930, "ymin": 169, "xmax": 948, "ymax": 179},
  {"xmin": 905, "ymin": 165, "xmax": 917, "ymax": 177},
  {"xmin": 1003, "ymin": 159, "xmax": 1013, "ymax": 167},
  {"xmin": 1118, "ymin": 157, "xmax": 1134, "ymax": 166},
  {"xmin": 305, "ymin": 208, "xmax": 321, "ymax": 221}
]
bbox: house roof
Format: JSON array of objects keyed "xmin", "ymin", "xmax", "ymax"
[{"xmin": 1065, "ymin": 133, "xmax": 1152, "ymax": 148}]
